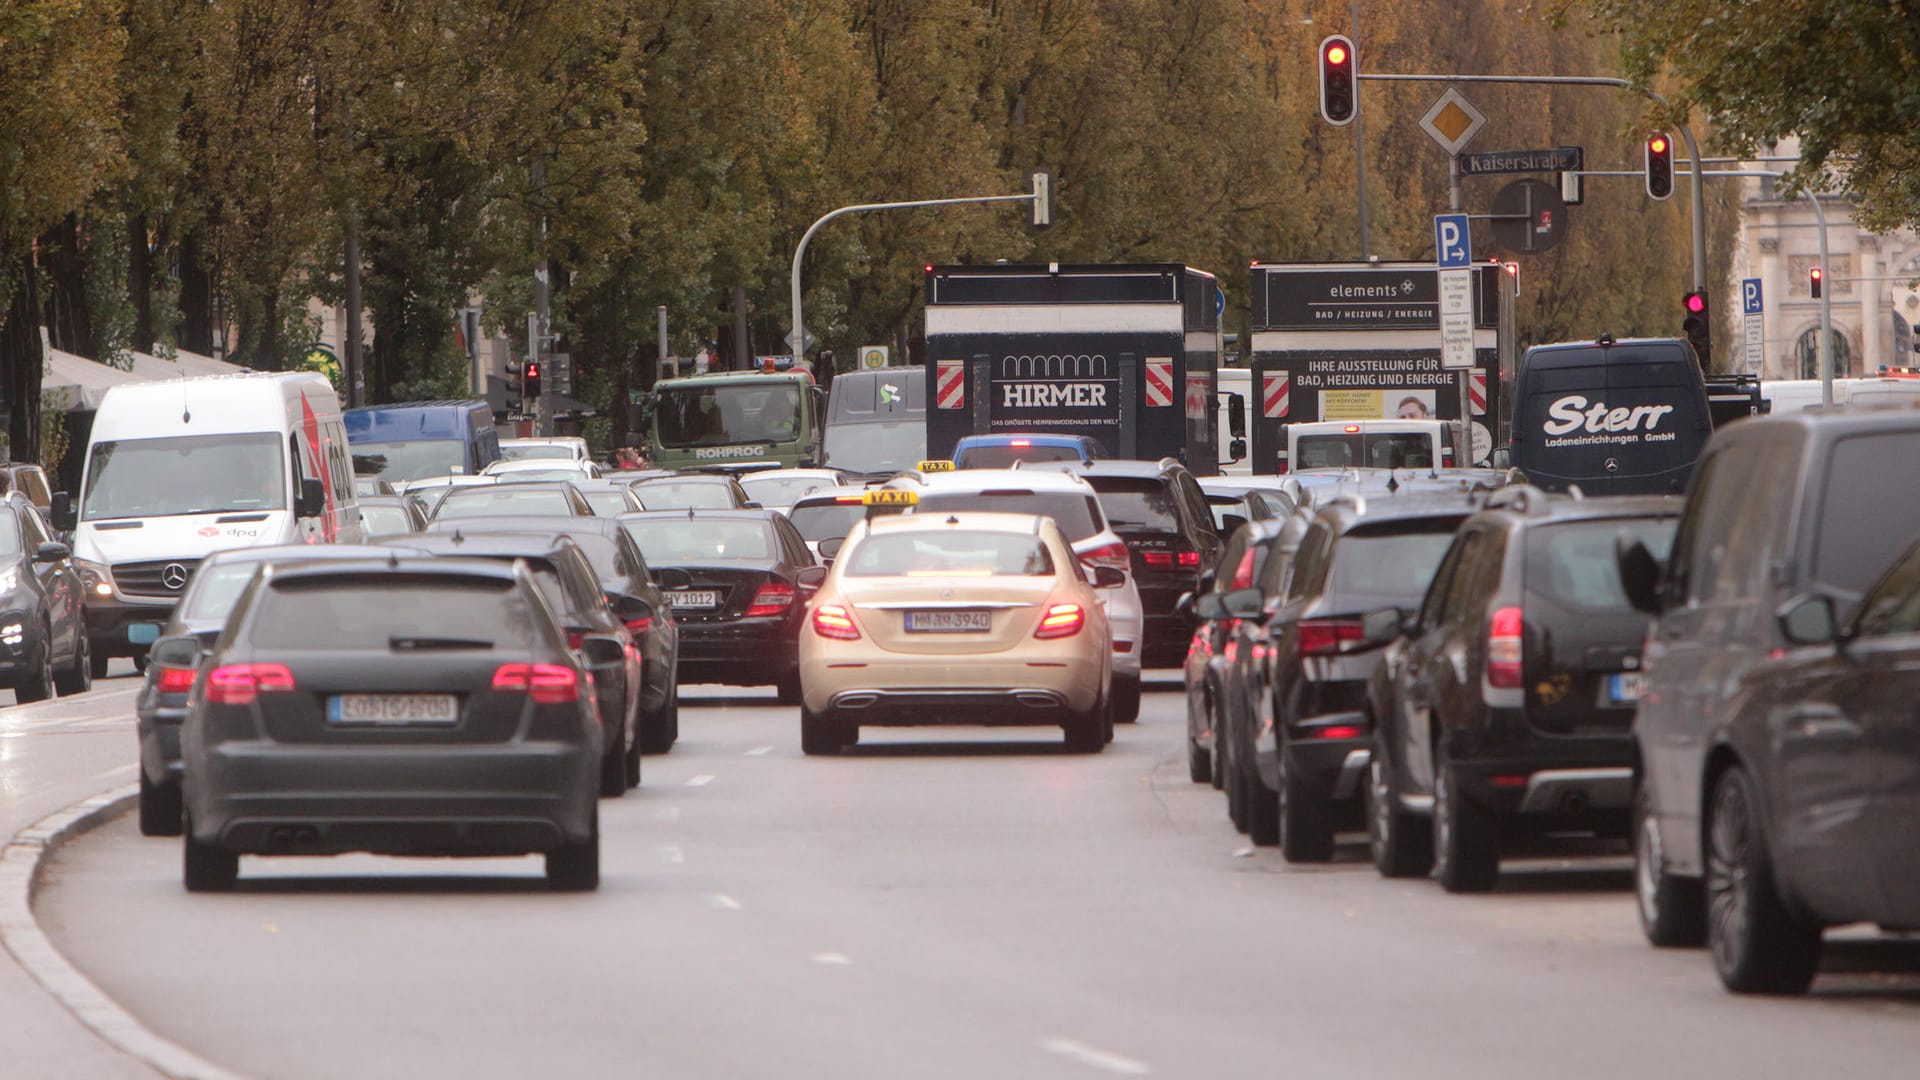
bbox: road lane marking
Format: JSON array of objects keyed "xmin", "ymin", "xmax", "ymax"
[
  {"xmin": 1040, "ymin": 1038, "xmax": 1153, "ymax": 1075},
  {"xmin": 91, "ymin": 764, "xmax": 137, "ymax": 780},
  {"xmin": 657, "ymin": 845, "xmax": 685, "ymax": 864},
  {"xmin": 685, "ymin": 774, "xmax": 715, "ymax": 787},
  {"xmin": 709, "ymin": 893, "xmax": 742, "ymax": 911},
  {"xmin": 745, "ymin": 745, "xmax": 773, "ymax": 756},
  {"xmin": 810, "ymin": 952, "xmax": 852, "ymax": 966}
]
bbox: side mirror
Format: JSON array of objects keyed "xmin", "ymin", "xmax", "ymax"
[
  {"xmin": 653, "ymin": 567, "xmax": 694, "ymax": 591},
  {"xmin": 1615, "ymin": 536, "xmax": 1666, "ymax": 616},
  {"xmin": 742, "ymin": 500, "xmax": 763, "ymax": 510},
  {"xmin": 1193, "ymin": 592, "xmax": 1230, "ymax": 621},
  {"xmin": 1173, "ymin": 590, "xmax": 1194, "ymax": 617},
  {"xmin": 1777, "ymin": 594, "xmax": 1839, "ymax": 647},
  {"xmin": 797, "ymin": 565, "xmax": 829, "ymax": 590},
  {"xmin": 578, "ymin": 635, "xmax": 627, "ymax": 666},
  {"xmin": 1221, "ymin": 586, "xmax": 1265, "ymax": 621},
  {"xmin": 818, "ymin": 536, "xmax": 845, "ymax": 562},
  {"xmin": 1092, "ymin": 565, "xmax": 1127, "ymax": 589},
  {"xmin": 612, "ymin": 594, "xmax": 655, "ymax": 625},
  {"xmin": 51, "ymin": 491, "xmax": 75, "ymax": 532},
  {"xmin": 1358, "ymin": 606, "xmax": 1408, "ymax": 648},
  {"xmin": 1228, "ymin": 437, "xmax": 1247, "ymax": 463},
  {"xmin": 1227, "ymin": 393, "xmax": 1247, "ymax": 438},
  {"xmin": 1490, "ymin": 448, "xmax": 1511, "ymax": 470},
  {"xmin": 298, "ymin": 477, "xmax": 326, "ymax": 517},
  {"xmin": 149, "ymin": 634, "xmax": 204, "ymax": 672},
  {"xmin": 33, "ymin": 541, "xmax": 70, "ymax": 563}
]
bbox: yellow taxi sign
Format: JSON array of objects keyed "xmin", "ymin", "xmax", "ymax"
[
  {"xmin": 862, "ymin": 488, "xmax": 919, "ymax": 507},
  {"xmin": 916, "ymin": 459, "xmax": 956, "ymax": 473}
]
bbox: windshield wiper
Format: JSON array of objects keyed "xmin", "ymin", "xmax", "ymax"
[{"xmin": 388, "ymin": 636, "xmax": 494, "ymax": 651}]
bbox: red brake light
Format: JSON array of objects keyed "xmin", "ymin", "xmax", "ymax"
[
  {"xmin": 1276, "ymin": 454, "xmax": 1290, "ymax": 475},
  {"xmin": 813, "ymin": 604, "xmax": 860, "ymax": 640},
  {"xmin": 155, "ymin": 666, "xmax": 197, "ymax": 694},
  {"xmin": 745, "ymin": 582, "xmax": 797, "ymax": 618},
  {"xmin": 205, "ymin": 663, "xmax": 294, "ymax": 706},
  {"xmin": 565, "ymin": 630, "xmax": 587, "ymax": 650},
  {"xmin": 1035, "ymin": 603, "xmax": 1085, "ymax": 639},
  {"xmin": 492, "ymin": 662, "xmax": 579, "ymax": 704},
  {"xmin": 1344, "ymin": 424, "xmax": 1361, "ymax": 433},
  {"xmin": 625, "ymin": 616, "xmax": 653, "ymax": 636},
  {"xmin": 1177, "ymin": 550, "xmax": 1200, "ymax": 569},
  {"xmin": 1488, "ymin": 605, "xmax": 1524, "ymax": 688},
  {"xmin": 1010, "ymin": 439, "xmax": 1032, "ymax": 447},
  {"xmin": 1297, "ymin": 618, "xmax": 1364, "ymax": 656},
  {"xmin": 833, "ymin": 494, "xmax": 864, "ymax": 504},
  {"xmin": 1315, "ymin": 724, "xmax": 1363, "ymax": 740},
  {"xmin": 1080, "ymin": 541, "xmax": 1130, "ymax": 571},
  {"xmin": 1145, "ymin": 549, "xmax": 1200, "ymax": 571}
]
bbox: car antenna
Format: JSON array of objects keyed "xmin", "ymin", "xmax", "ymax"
[
  {"xmin": 450, "ymin": 528, "xmax": 464, "ymax": 545},
  {"xmin": 180, "ymin": 375, "xmax": 191, "ymax": 424},
  {"xmin": 387, "ymin": 549, "xmax": 400, "ymax": 568}
]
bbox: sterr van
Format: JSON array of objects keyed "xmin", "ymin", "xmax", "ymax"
[
  {"xmin": 1508, "ymin": 337, "xmax": 1711, "ymax": 496},
  {"xmin": 61, "ymin": 373, "xmax": 363, "ymax": 672}
]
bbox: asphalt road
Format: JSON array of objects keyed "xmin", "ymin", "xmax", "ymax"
[{"xmin": 30, "ymin": 678, "xmax": 1920, "ymax": 1080}]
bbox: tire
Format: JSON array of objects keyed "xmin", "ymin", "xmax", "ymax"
[
  {"xmin": 133, "ymin": 653, "xmax": 149, "ymax": 674},
  {"xmin": 1102, "ymin": 693, "xmax": 1115, "ymax": 744},
  {"xmin": 800, "ymin": 705, "xmax": 844, "ymax": 756},
  {"xmin": 182, "ymin": 816, "xmax": 238, "ymax": 892},
  {"xmin": 1635, "ymin": 784, "xmax": 1706, "ymax": 947},
  {"xmin": 639, "ymin": 691, "xmax": 678, "ymax": 754},
  {"xmin": 774, "ymin": 670, "xmax": 802, "ymax": 706},
  {"xmin": 1243, "ymin": 753, "xmax": 1279, "ymax": 847},
  {"xmin": 1112, "ymin": 674, "xmax": 1141, "ymax": 724},
  {"xmin": 1063, "ymin": 695, "xmax": 1106, "ymax": 753},
  {"xmin": 1369, "ymin": 756, "xmax": 1434, "ymax": 878},
  {"xmin": 1433, "ymin": 756, "xmax": 1499, "ymax": 893},
  {"xmin": 1187, "ymin": 738, "xmax": 1212, "ymax": 785},
  {"xmin": 89, "ymin": 651, "xmax": 110, "ymax": 680},
  {"xmin": 1225, "ymin": 739, "xmax": 1250, "ymax": 833},
  {"xmin": 623, "ymin": 730, "xmax": 643, "ymax": 789},
  {"xmin": 546, "ymin": 811, "xmax": 600, "ymax": 892},
  {"xmin": 14, "ymin": 637, "xmax": 54, "ymax": 704},
  {"xmin": 1706, "ymin": 766, "xmax": 1822, "ymax": 993},
  {"xmin": 54, "ymin": 628, "xmax": 91, "ymax": 697},
  {"xmin": 139, "ymin": 769, "xmax": 183, "ymax": 838},
  {"xmin": 598, "ymin": 723, "xmax": 627, "ymax": 798},
  {"xmin": 1276, "ymin": 742, "xmax": 1335, "ymax": 862}
]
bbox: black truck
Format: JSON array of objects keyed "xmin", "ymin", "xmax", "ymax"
[{"xmin": 922, "ymin": 263, "xmax": 1225, "ymax": 473}]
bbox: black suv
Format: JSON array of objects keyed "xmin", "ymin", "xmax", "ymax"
[
  {"xmin": 1364, "ymin": 487, "xmax": 1680, "ymax": 890},
  {"xmin": 0, "ymin": 492, "xmax": 91, "ymax": 701},
  {"xmin": 1056, "ymin": 458, "xmax": 1223, "ymax": 667},
  {"xmin": 1230, "ymin": 490, "xmax": 1477, "ymax": 859}
]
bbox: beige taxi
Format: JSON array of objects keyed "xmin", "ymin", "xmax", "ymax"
[{"xmin": 797, "ymin": 504, "xmax": 1119, "ymax": 755}]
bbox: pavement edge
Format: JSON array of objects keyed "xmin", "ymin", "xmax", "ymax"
[{"xmin": 0, "ymin": 783, "xmax": 251, "ymax": 1080}]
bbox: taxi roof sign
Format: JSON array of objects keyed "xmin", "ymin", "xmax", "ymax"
[
  {"xmin": 862, "ymin": 489, "xmax": 918, "ymax": 507},
  {"xmin": 917, "ymin": 459, "xmax": 955, "ymax": 472}
]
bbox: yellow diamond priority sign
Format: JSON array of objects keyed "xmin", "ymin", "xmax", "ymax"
[{"xmin": 1420, "ymin": 88, "xmax": 1487, "ymax": 157}]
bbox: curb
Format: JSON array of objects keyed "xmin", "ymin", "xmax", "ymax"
[{"xmin": 0, "ymin": 784, "xmax": 250, "ymax": 1080}]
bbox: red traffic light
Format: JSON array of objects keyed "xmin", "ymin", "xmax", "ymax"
[
  {"xmin": 1810, "ymin": 267, "xmax": 1823, "ymax": 298},
  {"xmin": 1645, "ymin": 133, "xmax": 1674, "ymax": 201},
  {"xmin": 1326, "ymin": 43, "xmax": 1348, "ymax": 67},
  {"xmin": 1318, "ymin": 35, "xmax": 1356, "ymax": 127},
  {"xmin": 525, "ymin": 361, "xmax": 540, "ymax": 378},
  {"xmin": 1685, "ymin": 293, "xmax": 1706, "ymax": 314},
  {"xmin": 1649, "ymin": 136, "xmax": 1668, "ymax": 155}
]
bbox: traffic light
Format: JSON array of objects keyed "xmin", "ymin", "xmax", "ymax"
[
  {"xmin": 1683, "ymin": 291, "xmax": 1711, "ymax": 369},
  {"xmin": 505, "ymin": 361, "xmax": 524, "ymax": 410},
  {"xmin": 524, "ymin": 359, "xmax": 542, "ymax": 400},
  {"xmin": 1810, "ymin": 266, "xmax": 1823, "ymax": 299},
  {"xmin": 1319, "ymin": 35, "xmax": 1356, "ymax": 126},
  {"xmin": 1645, "ymin": 133, "xmax": 1674, "ymax": 201}
]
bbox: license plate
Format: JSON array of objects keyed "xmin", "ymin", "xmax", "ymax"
[
  {"xmin": 906, "ymin": 610, "xmax": 991, "ymax": 632},
  {"xmin": 1605, "ymin": 673, "xmax": 1645, "ymax": 705},
  {"xmin": 128, "ymin": 623, "xmax": 162, "ymax": 645},
  {"xmin": 328, "ymin": 694, "xmax": 459, "ymax": 724},
  {"xmin": 667, "ymin": 590, "xmax": 721, "ymax": 609}
]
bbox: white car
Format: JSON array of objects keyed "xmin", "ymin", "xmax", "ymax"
[
  {"xmin": 500, "ymin": 436, "xmax": 591, "ymax": 463},
  {"xmin": 797, "ymin": 509, "xmax": 1116, "ymax": 755},
  {"xmin": 482, "ymin": 458, "xmax": 603, "ymax": 482},
  {"xmin": 883, "ymin": 468, "xmax": 1146, "ymax": 722},
  {"xmin": 738, "ymin": 468, "xmax": 845, "ymax": 514}
]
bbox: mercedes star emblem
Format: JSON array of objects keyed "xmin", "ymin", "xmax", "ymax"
[
  {"xmin": 161, "ymin": 563, "xmax": 190, "ymax": 590},
  {"xmin": 1603, "ymin": 457, "xmax": 1620, "ymax": 474}
]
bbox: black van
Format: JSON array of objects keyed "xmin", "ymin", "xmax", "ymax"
[
  {"xmin": 1508, "ymin": 337, "xmax": 1711, "ymax": 495},
  {"xmin": 822, "ymin": 367, "xmax": 925, "ymax": 478}
]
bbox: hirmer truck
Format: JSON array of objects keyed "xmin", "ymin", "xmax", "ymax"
[{"xmin": 923, "ymin": 263, "xmax": 1240, "ymax": 474}]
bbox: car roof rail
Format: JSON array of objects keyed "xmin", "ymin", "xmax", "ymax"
[
  {"xmin": 1482, "ymin": 483, "xmax": 1554, "ymax": 516},
  {"xmin": 1322, "ymin": 492, "xmax": 1368, "ymax": 516}
]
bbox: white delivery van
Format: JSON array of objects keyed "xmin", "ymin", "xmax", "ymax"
[
  {"xmin": 57, "ymin": 372, "xmax": 363, "ymax": 672},
  {"xmin": 1284, "ymin": 418, "xmax": 1454, "ymax": 473}
]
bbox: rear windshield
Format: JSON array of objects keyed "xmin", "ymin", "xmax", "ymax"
[
  {"xmin": 913, "ymin": 491, "xmax": 1105, "ymax": 542},
  {"xmin": 581, "ymin": 491, "xmax": 633, "ymax": 517},
  {"xmin": 182, "ymin": 562, "xmax": 260, "ymax": 622},
  {"xmin": 501, "ymin": 444, "xmax": 576, "ymax": 461},
  {"xmin": 249, "ymin": 577, "xmax": 533, "ymax": 649},
  {"xmin": 1527, "ymin": 517, "xmax": 1677, "ymax": 611},
  {"xmin": 844, "ymin": 531, "xmax": 1054, "ymax": 577},
  {"xmin": 621, "ymin": 519, "xmax": 773, "ymax": 563},
  {"xmin": 435, "ymin": 488, "xmax": 575, "ymax": 519},
  {"xmin": 1085, "ymin": 479, "xmax": 1179, "ymax": 533},
  {"xmin": 358, "ymin": 504, "xmax": 415, "ymax": 536},
  {"xmin": 1296, "ymin": 434, "xmax": 1438, "ymax": 470},
  {"xmin": 1327, "ymin": 523, "xmax": 1464, "ymax": 602},
  {"xmin": 495, "ymin": 468, "xmax": 586, "ymax": 483},
  {"xmin": 789, "ymin": 502, "xmax": 864, "ymax": 543},
  {"xmin": 741, "ymin": 474, "xmax": 836, "ymax": 507},
  {"xmin": 956, "ymin": 445, "xmax": 1084, "ymax": 468},
  {"xmin": 633, "ymin": 481, "xmax": 736, "ymax": 509}
]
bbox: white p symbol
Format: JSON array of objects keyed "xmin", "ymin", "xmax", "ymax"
[{"xmin": 1440, "ymin": 221, "xmax": 1462, "ymax": 260}]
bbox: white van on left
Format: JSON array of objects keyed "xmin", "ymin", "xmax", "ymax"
[{"xmin": 62, "ymin": 372, "xmax": 364, "ymax": 675}]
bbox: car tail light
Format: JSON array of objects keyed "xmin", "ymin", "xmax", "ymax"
[
  {"xmin": 1488, "ymin": 606, "xmax": 1524, "ymax": 688},
  {"xmin": 155, "ymin": 665, "xmax": 197, "ymax": 694},
  {"xmin": 1276, "ymin": 453, "xmax": 1290, "ymax": 475},
  {"xmin": 1296, "ymin": 618, "xmax": 1363, "ymax": 656},
  {"xmin": 813, "ymin": 604, "xmax": 860, "ymax": 640},
  {"xmin": 625, "ymin": 615, "xmax": 653, "ymax": 636},
  {"xmin": 1314, "ymin": 724, "xmax": 1363, "ymax": 740},
  {"xmin": 493, "ymin": 662, "xmax": 580, "ymax": 704},
  {"xmin": 205, "ymin": 663, "xmax": 294, "ymax": 706},
  {"xmin": 1080, "ymin": 541, "xmax": 1130, "ymax": 572},
  {"xmin": 566, "ymin": 630, "xmax": 587, "ymax": 650},
  {"xmin": 745, "ymin": 582, "xmax": 797, "ymax": 618},
  {"xmin": 1011, "ymin": 439, "xmax": 1032, "ymax": 447},
  {"xmin": 1143, "ymin": 549, "xmax": 1201, "ymax": 571},
  {"xmin": 1035, "ymin": 603, "xmax": 1085, "ymax": 639}
]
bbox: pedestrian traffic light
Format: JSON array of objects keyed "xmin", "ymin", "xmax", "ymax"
[
  {"xmin": 525, "ymin": 359, "xmax": 542, "ymax": 400},
  {"xmin": 505, "ymin": 361, "xmax": 524, "ymax": 409},
  {"xmin": 1319, "ymin": 35, "xmax": 1356, "ymax": 127},
  {"xmin": 1645, "ymin": 133, "xmax": 1674, "ymax": 201},
  {"xmin": 1809, "ymin": 266, "xmax": 1823, "ymax": 299},
  {"xmin": 1683, "ymin": 291, "xmax": 1711, "ymax": 369}
]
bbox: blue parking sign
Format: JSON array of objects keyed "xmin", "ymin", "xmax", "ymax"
[
  {"xmin": 1742, "ymin": 278, "xmax": 1764, "ymax": 316},
  {"xmin": 1435, "ymin": 214, "xmax": 1472, "ymax": 269}
]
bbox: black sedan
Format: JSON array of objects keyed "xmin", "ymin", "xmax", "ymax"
[
  {"xmin": 617, "ymin": 509, "xmax": 815, "ymax": 701},
  {"xmin": 0, "ymin": 491, "xmax": 91, "ymax": 702},
  {"xmin": 180, "ymin": 557, "xmax": 602, "ymax": 891}
]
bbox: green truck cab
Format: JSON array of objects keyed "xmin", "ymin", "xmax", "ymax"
[{"xmin": 645, "ymin": 369, "xmax": 826, "ymax": 471}]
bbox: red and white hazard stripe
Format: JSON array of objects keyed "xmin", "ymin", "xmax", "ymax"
[
  {"xmin": 1144, "ymin": 359, "xmax": 1174, "ymax": 407},
  {"xmin": 1262, "ymin": 372, "xmax": 1290, "ymax": 418},
  {"xmin": 1469, "ymin": 371, "xmax": 1486, "ymax": 416},
  {"xmin": 935, "ymin": 360, "xmax": 965, "ymax": 409}
]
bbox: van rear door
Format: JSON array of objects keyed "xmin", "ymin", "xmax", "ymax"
[{"xmin": 1516, "ymin": 342, "xmax": 1709, "ymax": 496}]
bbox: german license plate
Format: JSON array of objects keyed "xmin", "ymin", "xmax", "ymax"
[
  {"xmin": 328, "ymin": 694, "xmax": 459, "ymax": 724},
  {"xmin": 906, "ymin": 610, "xmax": 990, "ymax": 632},
  {"xmin": 1605, "ymin": 673, "xmax": 1645, "ymax": 705},
  {"xmin": 667, "ymin": 590, "xmax": 721, "ymax": 609}
]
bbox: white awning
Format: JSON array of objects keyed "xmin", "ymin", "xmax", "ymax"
[{"xmin": 43, "ymin": 349, "xmax": 146, "ymax": 411}]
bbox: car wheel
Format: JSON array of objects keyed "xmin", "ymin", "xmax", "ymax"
[
  {"xmin": 598, "ymin": 723, "xmax": 627, "ymax": 798},
  {"xmin": 1242, "ymin": 751, "xmax": 1279, "ymax": 847},
  {"xmin": 546, "ymin": 810, "xmax": 600, "ymax": 892},
  {"xmin": 1433, "ymin": 756, "xmax": 1499, "ymax": 893},
  {"xmin": 54, "ymin": 628, "xmax": 91, "ymax": 697},
  {"xmin": 774, "ymin": 670, "xmax": 802, "ymax": 706},
  {"xmin": 1706, "ymin": 765, "xmax": 1821, "ymax": 993},
  {"xmin": 1635, "ymin": 783, "xmax": 1706, "ymax": 947},
  {"xmin": 1276, "ymin": 741, "xmax": 1335, "ymax": 862},
  {"xmin": 623, "ymin": 728, "xmax": 643, "ymax": 789},
  {"xmin": 133, "ymin": 653, "xmax": 149, "ymax": 674},
  {"xmin": 1369, "ymin": 757, "xmax": 1433, "ymax": 878},
  {"xmin": 639, "ymin": 690, "xmax": 677, "ymax": 755},
  {"xmin": 1225, "ymin": 738, "xmax": 1249, "ymax": 833},
  {"xmin": 1187, "ymin": 738, "xmax": 1212, "ymax": 785},
  {"xmin": 182, "ymin": 815, "xmax": 238, "ymax": 892},
  {"xmin": 89, "ymin": 651, "xmax": 110, "ymax": 680},
  {"xmin": 15, "ymin": 636, "xmax": 54, "ymax": 704},
  {"xmin": 1102, "ymin": 692, "xmax": 1115, "ymax": 744},
  {"xmin": 139, "ymin": 769, "xmax": 183, "ymax": 838},
  {"xmin": 1112, "ymin": 674, "xmax": 1141, "ymax": 724},
  {"xmin": 800, "ymin": 705, "xmax": 844, "ymax": 756},
  {"xmin": 1063, "ymin": 694, "xmax": 1106, "ymax": 753}
]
